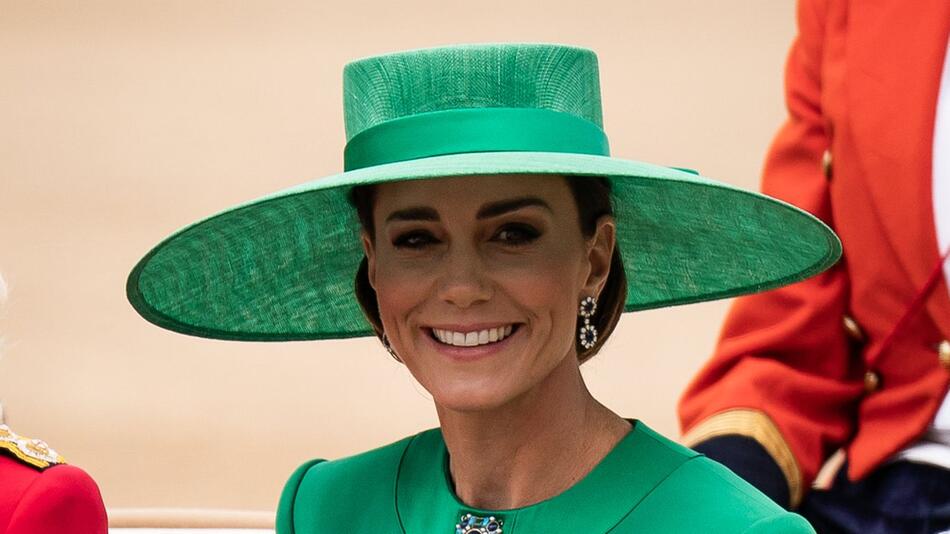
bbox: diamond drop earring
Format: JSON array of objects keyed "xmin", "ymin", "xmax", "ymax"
[{"xmin": 578, "ymin": 296, "xmax": 598, "ymax": 350}]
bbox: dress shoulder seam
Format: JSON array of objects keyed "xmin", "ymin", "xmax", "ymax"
[{"xmin": 604, "ymin": 455, "xmax": 703, "ymax": 532}]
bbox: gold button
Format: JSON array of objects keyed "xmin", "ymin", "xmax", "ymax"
[
  {"xmin": 864, "ymin": 370, "xmax": 881, "ymax": 392},
  {"xmin": 843, "ymin": 315, "xmax": 865, "ymax": 342},
  {"xmin": 939, "ymin": 340, "xmax": 950, "ymax": 370},
  {"xmin": 822, "ymin": 149, "xmax": 833, "ymax": 179}
]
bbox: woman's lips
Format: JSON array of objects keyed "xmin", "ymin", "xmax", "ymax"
[
  {"xmin": 422, "ymin": 324, "xmax": 522, "ymax": 359},
  {"xmin": 430, "ymin": 324, "xmax": 514, "ymax": 347}
]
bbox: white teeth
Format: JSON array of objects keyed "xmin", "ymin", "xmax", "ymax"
[{"xmin": 431, "ymin": 325, "xmax": 516, "ymax": 347}]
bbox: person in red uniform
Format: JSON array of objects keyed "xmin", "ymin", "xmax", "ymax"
[
  {"xmin": 0, "ymin": 423, "xmax": 108, "ymax": 534},
  {"xmin": 678, "ymin": 0, "xmax": 950, "ymax": 531},
  {"xmin": 0, "ymin": 276, "xmax": 108, "ymax": 534}
]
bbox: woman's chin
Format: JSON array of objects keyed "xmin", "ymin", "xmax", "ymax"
[{"xmin": 429, "ymin": 382, "xmax": 519, "ymax": 413}]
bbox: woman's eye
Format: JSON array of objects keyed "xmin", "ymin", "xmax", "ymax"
[
  {"xmin": 392, "ymin": 231, "xmax": 438, "ymax": 249},
  {"xmin": 493, "ymin": 224, "xmax": 540, "ymax": 245}
]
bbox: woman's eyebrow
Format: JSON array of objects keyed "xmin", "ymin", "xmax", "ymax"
[
  {"xmin": 385, "ymin": 206, "xmax": 439, "ymax": 223},
  {"xmin": 383, "ymin": 197, "xmax": 551, "ymax": 223},
  {"xmin": 477, "ymin": 197, "xmax": 552, "ymax": 219}
]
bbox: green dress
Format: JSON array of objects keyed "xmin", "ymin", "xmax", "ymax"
[{"xmin": 277, "ymin": 421, "xmax": 814, "ymax": 533}]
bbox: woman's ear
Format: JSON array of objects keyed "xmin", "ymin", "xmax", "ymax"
[
  {"xmin": 360, "ymin": 230, "xmax": 377, "ymax": 290},
  {"xmin": 584, "ymin": 215, "xmax": 616, "ymax": 298}
]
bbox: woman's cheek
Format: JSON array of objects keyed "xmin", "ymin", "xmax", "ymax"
[
  {"xmin": 374, "ymin": 262, "xmax": 431, "ymax": 332},
  {"xmin": 494, "ymin": 253, "xmax": 581, "ymax": 306},
  {"xmin": 377, "ymin": 251, "xmax": 437, "ymax": 292}
]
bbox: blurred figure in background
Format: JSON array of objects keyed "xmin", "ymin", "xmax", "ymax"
[
  {"xmin": 679, "ymin": 1, "xmax": 950, "ymax": 532},
  {"xmin": 0, "ymin": 274, "xmax": 108, "ymax": 534}
]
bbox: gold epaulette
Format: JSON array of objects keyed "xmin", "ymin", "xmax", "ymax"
[{"xmin": 0, "ymin": 424, "xmax": 66, "ymax": 469}]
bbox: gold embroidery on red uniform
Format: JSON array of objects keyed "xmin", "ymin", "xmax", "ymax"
[{"xmin": 0, "ymin": 424, "xmax": 66, "ymax": 469}]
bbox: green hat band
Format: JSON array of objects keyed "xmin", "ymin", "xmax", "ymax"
[{"xmin": 343, "ymin": 107, "xmax": 610, "ymax": 171}]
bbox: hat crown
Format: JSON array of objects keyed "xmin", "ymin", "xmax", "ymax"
[{"xmin": 342, "ymin": 44, "xmax": 604, "ymax": 142}]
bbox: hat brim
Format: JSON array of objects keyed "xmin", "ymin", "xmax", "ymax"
[{"xmin": 127, "ymin": 151, "xmax": 840, "ymax": 341}]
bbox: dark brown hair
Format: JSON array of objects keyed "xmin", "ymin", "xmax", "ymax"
[{"xmin": 349, "ymin": 176, "xmax": 627, "ymax": 363}]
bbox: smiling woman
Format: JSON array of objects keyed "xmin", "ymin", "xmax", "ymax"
[
  {"xmin": 360, "ymin": 174, "xmax": 619, "ymax": 427},
  {"xmin": 126, "ymin": 43, "xmax": 839, "ymax": 533},
  {"xmin": 350, "ymin": 175, "xmax": 626, "ymax": 365}
]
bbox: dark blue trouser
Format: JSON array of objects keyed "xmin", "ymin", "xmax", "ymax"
[{"xmin": 799, "ymin": 461, "xmax": 950, "ymax": 533}]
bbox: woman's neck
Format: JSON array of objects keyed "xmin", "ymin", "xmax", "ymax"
[{"xmin": 436, "ymin": 355, "xmax": 631, "ymax": 510}]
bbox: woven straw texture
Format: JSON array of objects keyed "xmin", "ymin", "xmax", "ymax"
[{"xmin": 343, "ymin": 44, "xmax": 603, "ymax": 140}]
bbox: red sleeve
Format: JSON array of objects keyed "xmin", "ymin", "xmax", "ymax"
[
  {"xmin": 678, "ymin": 0, "xmax": 864, "ymax": 507},
  {"xmin": 7, "ymin": 464, "xmax": 108, "ymax": 534}
]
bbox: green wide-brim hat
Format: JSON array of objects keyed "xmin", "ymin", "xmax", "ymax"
[{"xmin": 127, "ymin": 43, "xmax": 841, "ymax": 341}]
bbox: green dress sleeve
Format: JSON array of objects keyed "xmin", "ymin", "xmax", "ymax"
[
  {"xmin": 617, "ymin": 456, "xmax": 814, "ymax": 533},
  {"xmin": 276, "ymin": 459, "xmax": 325, "ymax": 534},
  {"xmin": 274, "ymin": 435, "xmax": 414, "ymax": 534},
  {"xmin": 741, "ymin": 513, "xmax": 816, "ymax": 533}
]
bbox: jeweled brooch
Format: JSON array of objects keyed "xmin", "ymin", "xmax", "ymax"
[{"xmin": 455, "ymin": 513, "xmax": 503, "ymax": 534}]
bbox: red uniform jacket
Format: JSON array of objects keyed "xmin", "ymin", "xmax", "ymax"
[
  {"xmin": 0, "ymin": 433, "xmax": 107, "ymax": 534},
  {"xmin": 679, "ymin": 0, "xmax": 950, "ymax": 508}
]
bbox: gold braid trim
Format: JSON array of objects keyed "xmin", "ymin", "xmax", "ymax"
[
  {"xmin": 681, "ymin": 409, "xmax": 803, "ymax": 508},
  {"xmin": 0, "ymin": 424, "xmax": 66, "ymax": 470}
]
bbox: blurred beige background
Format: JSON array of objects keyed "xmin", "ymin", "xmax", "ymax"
[{"xmin": 0, "ymin": 0, "xmax": 795, "ymax": 516}]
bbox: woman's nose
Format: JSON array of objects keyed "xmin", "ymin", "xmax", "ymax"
[{"xmin": 436, "ymin": 248, "xmax": 492, "ymax": 308}]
